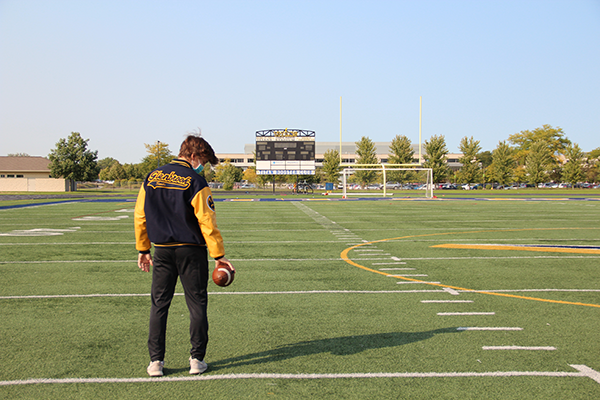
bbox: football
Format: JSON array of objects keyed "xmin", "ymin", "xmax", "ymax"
[{"xmin": 212, "ymin": 265, "xmax": 235, "ymax": 287}]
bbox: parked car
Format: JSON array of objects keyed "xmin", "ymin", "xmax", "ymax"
[{"xmin": 440, "ymin": 183, "xmax": 458, "ymax": 190}]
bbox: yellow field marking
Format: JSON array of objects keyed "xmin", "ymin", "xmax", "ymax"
[
  {"xmin": 340, "ymin": 228, "xmax": 600, "ymax": 308},
  {"xmin": 433, "ymin": 244, "xmax": 600, "ymax": 255}
]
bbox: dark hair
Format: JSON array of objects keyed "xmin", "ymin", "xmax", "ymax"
[{"xmin": 178, "ymin": 135, "xmax": 219, "ymax": 165}]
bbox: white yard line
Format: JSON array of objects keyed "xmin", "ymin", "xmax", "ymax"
[
  {"xmin": 374, "ymin": 263, "xmax": 408, "ymax": 266},
  {"xmin": 482, "ymin": 346, "xmax": 556, "ymax": 351},
  {"xmin": 438, "ymin": 312, "xmax": 495, "ymax": 316},
  {"xmin": 443, "ymin": 287, "xmax": 461, "ymax": 295},
  {"xmin": 421, "ymin": 300, "xmax": 474, "ymax": 303},
  {"xmin": 0, "ymin": 290, "xmax": 454, "ymax": 300},
  {"xmin": 457, "ymin": 327, "xmax": 522, "ymax": 331},
  {"xmin": 1, "ymin": 365, "xmax": 598, "ymax": 386}
]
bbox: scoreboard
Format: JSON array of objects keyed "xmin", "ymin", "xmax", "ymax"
[{"xmin": 255, "ymin": 129, "xmax": 316, "ymax": 175}]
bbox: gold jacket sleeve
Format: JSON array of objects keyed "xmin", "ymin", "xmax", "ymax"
[
  {"xmin": 134, "ymin": 185, "xmax": 151, "ymax": 252},
  {"xmin": 191, "ymin": 187, "xmax": 225, "ymax": 259}
]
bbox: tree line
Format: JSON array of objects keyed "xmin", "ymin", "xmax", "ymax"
[
  {"xmin": 47, "ymin": 126, "xmax": 600, "ymax": 190},
  {"xmin": 315, "ymin": 124, "xmax": 599, "ymax": 188},
  {"xmin": 46, "ymin": 133, "xmax": 244, "ymax": 189}
]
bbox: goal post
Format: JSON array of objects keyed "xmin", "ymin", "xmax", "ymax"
[{"xmin": 341, "ymin": 164, "xmax": 434, "ymax": 199}]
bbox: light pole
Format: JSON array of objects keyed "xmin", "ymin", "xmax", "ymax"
[{"xmin": 157, "ymin": 141, "xmax": 160, "ymax": 168}]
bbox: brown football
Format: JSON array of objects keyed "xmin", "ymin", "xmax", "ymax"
[{"xmin": 212, "ymin": 265, "xmax": 235, "ymax": 287}]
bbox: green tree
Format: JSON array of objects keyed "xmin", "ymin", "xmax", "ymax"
[
  {"xmin": 562, "ymin": 143, "xmax": 584, "ymax": 187},
  {"xmin": 508, "ymin": 125, "xmax": 570, "ymax": 166},
  {"xmin": 203, "ymin": 163, "xmax": 216, "ymax": 182},
  {"xmin": 98, "ymin": 167, "xmax": 110, "ymax": 181},
  {"xmin": 108, "ymin": 162, "xmax": 127, "ymax": 181},
  {"xmin": 322, "ymin": 149, "xmax": 342, "ymax": 184},
  {"xmin": 513, "ymin": 166, "xmax": 528, "ymax": 185},
  {"xmin": 387, "ymin": 135, "xmax": 415, "ymax": 183},
  {"xmin": 354, "ymin": 136, "xmax": 378, "ymax": 186},
  {"xmin": 525, "ymin": 140, "xmax": 553, "ymax": 187},
  {"xmin": 477, "ymin": 150, "xmax": 493, "ymax": 185},
  {"xmin": 491, "ymin": 141, "xmax": 515, "ymax": 185},
  {"xmin": 457, "ymin": 136, "xmax": 482, "ymax": 185},
  {"xmin": 256, "ymin": 173, "xmax": 272, "ymax": 188},
  {"xmin": 584, "ymin": 149, "xmax": 599, "ymax": 183},
  {"xmin": 123, "ymin": 163, "xmax": 143, "ymax": 180},
  {"xmin": 586, "ymin": 161, "xmax": 599, "ymax": 184},
  {"xmin": 215, "ymin": 159, "xmax": 243, "ymax": 190},
  {"xmin": 48, "ymin": 132, "xmax": 99, "ymax": 189},
  {"xmin": 478, "ymin": 151, "xmax": 493, "ymax": 168},
  {"xmin": 422, "ymin": 135, "xmax": 450, "ymax": 183},
  {"xmin": 98, "ymin": 157, "xmax": 117, "ymax": 171},
  {"xmin": 139, "ymin": 142, "xmax": 175, "ymax": 177},
  {"xmin": 588, "ymin": 147, "xmax": 600, "ymax": 159}
]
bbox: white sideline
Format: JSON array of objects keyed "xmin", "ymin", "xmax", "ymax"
[{"xmin": 1, "ymin": 365, "xmax": 598, "ymax": 386}]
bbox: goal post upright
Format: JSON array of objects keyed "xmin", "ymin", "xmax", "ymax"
[
  {"xmin": 419, "ymin": 96, "xmax": 422, "ymax": 164},
  {"xmin": 341, "ymin": 165, "xmax": 434, "ymax": 199},
  {"xmin": 339, "ymin": 96, "xmax": 343, "ymax": 163},
  {"xmin": 337, "ymin": 96, "xmax": 431, "ymax": 197}
]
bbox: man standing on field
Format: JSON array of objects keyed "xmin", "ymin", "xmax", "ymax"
[{"xmin": 134, "ymin": 134, "xmax": 234, "ymax": 377}]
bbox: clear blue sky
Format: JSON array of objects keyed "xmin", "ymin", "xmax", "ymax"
[{"xmin": 1, "ymin": 0, "xmax": 599, "ymax": 164}]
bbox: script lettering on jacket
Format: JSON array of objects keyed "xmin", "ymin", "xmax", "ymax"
[{"xmin": 147, "ymin": 170, "xmax": 192, "ymax": 190}]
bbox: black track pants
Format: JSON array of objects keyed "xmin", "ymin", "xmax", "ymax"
[{"xmin": 148, "ymin": 246, "xmax": 209, "ymax": 361}]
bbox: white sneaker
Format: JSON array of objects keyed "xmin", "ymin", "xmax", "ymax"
[
  {"xmin": 189, "ymin": 357, "xmax": 208, "ymax": 375},
  {"xmin": 147, "ymin": 360, "xmax": 164, "ymax": 377}
]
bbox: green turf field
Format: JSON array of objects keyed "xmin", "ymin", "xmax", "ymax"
[{"xmin": 0, "ymin": 196, "xmax": 599, "ymax": 399}]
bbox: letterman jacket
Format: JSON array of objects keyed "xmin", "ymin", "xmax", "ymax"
[{"xmin": 134, "ymin": 159, "xmax": 225, "ymax": 259}]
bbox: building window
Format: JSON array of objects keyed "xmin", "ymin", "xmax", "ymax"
[
  {"xmin": 7, "ymin": 174, "xmax": 15, "ymax": 178},
  {"xmin": 16, "ymin": 174, "xmax": 24, "ymax": 178}
]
